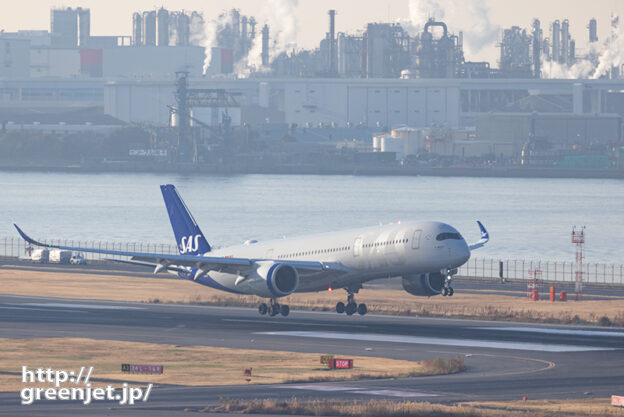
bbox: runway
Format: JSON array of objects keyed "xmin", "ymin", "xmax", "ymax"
[{"xmin": 1, "ymin": 294, "xmax": 623, "ymax": 416}]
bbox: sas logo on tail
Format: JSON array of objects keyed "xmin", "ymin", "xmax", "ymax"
[{"xmin": 180, "ymin": 235, "xmax": 201, "ymax": 254}]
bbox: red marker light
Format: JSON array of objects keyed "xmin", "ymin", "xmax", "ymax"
[{"xmin": 328, "ymin": 287, "xmax": 332, "ymax": 292}]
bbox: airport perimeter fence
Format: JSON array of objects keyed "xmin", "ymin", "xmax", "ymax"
[
  {"xmin": 0, "ymin": 236, "xmax": 178, "ymax": 261},
  {"xmin": 459, "ymin": 257, "xmax": 624, "ymax": 286},
  {"xmin": 2, "ymin": 236, "xmax": 624, "ymax": 286}
]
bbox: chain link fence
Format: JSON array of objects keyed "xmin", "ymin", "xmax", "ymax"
[
  {"xmin": 3, "ymin": 236, "xmax": 623, "ymax": 286},
  {"xmin": 1, "ymin": 236, "xmax": 178, "ymax": 261},
  {"xmin": 459, "ymin": 257, "xmax": 624, "ymax": 285}
]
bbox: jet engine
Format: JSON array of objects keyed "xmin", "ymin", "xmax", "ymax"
[
  {"xmin": 402, "ymin": 272, "xmax": 445, "ymax": 296},
  {"xmin": 253, "ymin": 262, "xmax": 299, "ymax": 297}
]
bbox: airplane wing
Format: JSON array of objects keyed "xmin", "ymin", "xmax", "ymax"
[
  {"xmin": 14, "ymin": 224, "xmax": 342, "ymax": 277},
  {"xmin": 468, "ymin": 220, "xmax": 489, "ymax": 251}
]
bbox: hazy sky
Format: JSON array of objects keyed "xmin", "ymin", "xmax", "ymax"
[{"xmin": 3, "ymin": 0, "xmax": 624, "ymax": 63}]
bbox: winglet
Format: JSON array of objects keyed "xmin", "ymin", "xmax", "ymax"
[
  {"xmin": 13, "ymin": 224, "xmax": 52, "ymax": 248},
  {"xmin": 469, "ymin": 221, "xmax": 489, "ymax": 251},
  {"xmin": 477, "ymin": 220, "xmax": 489, "ymax": 241}
]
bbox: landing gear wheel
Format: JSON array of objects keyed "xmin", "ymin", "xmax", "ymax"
[
  {"xmin": 448, "ymin": 287, "xmax": 454, "ymax": 297},
  {"xmin": 336, "ymin": 301, "xmax": 345, "ymax": 314},
  {"xmin": 280, "ymin": 304, "xmax": 290, "ymax": 317},
  {"xmin": 346, "ymin": 302, "xmax": 357, "ymax": 316},
  {"xmin": 442, "ymin": 287, "xmax": 449, "ymax": 296},
  {"xmin": 269, "ymin": 303, "xmax": 280, "ymax": 316},
  {"xmin": 357, "ymin": 303, "xmax": 367, "ymax": 316},
  {"xmin": 258, "ymin": 303, "xmax": 268, "ymax": 315}
]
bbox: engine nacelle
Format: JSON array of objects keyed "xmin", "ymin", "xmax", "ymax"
[
  {"xmin": 402, "ymin": 272, "xmax": 445, "ymax": 296},
  {"xmin": 254, "ymin": 262, "xmax": 299, "ymax": 297}
]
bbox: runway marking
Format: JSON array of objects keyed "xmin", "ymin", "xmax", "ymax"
[
  {"xmin": 223, "ymin": 318, "xmax": 368, "ymax": 329},
  {"xmin": 0, "ymin": 305, "xmax": 83, "ymax": 313},
  {"xmin": 352, "ymin": 390, "xmax": 438, "ymax": 398},
  {"xmin": 21, "ymin": 302, "xmax": 143, "ymax": 310},
  {"xmin": 279, "ymin": 385, "xmax": 437, "ymax": 397},
  {"xmin": 475, "ymin": 326, "xmax": 624, "ymax": 338},
  {"xmin": 281, "ymin": 385, "xmax": 358, "ymax": 391},
  {"xmin": 256, "ymin": 331, "xmax": 615, "ymax": 352}
]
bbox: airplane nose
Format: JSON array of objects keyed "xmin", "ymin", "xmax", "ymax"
[{"xmin": 453, "ymin": 241, "xmax": 471, "ymax": 266}]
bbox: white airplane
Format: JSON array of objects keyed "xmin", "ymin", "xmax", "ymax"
[{"xmin": 14, "ymin": 184, "xmax": 489, "ymax": 317}]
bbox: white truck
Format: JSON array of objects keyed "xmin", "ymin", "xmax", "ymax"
[
  {"xmin": 31, "ymin": 249, "xmax": 49, "ymax": 263},
  {"xmin": 49, "ymin": 250, "xmax": 72, "ymax": 264}
]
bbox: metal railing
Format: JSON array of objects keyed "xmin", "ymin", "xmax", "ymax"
[
  {"xmin": 459, "ymin": 257, "xmax": 624, "ymax": 286},
  {"xmin": 1, "ymin": 236, "xmax": 178, "ymax": 261}
]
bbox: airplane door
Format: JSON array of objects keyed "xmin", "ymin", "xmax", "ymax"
[
  {"xmin": 353, "ymin": 236, "xmax": 363, "ymax": 257},
  {"xmin": 411, "ymin": 230, "xmax": 422, "ymax": 249}
]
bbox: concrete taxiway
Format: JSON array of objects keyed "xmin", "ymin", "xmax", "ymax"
[{"xmin": 0, "ymin": 294, "xmax": 623, "ymax": 416}]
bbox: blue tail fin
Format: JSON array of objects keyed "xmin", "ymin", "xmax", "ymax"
[{"xmin": 160, "ymin": 184, "xmax": 211, "ymax": 255}]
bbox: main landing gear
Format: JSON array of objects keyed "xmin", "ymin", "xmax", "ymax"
[
  {"xmin": 258, "ymin": 298, "xmax": 290, "ymax": 317},
  {"xmin": 336, "ymin": 291, "xmax": 367, "ymax": 316},
  {"xmin": 442, "ymin": 271, "xmax": 454, "ymax": 297}
]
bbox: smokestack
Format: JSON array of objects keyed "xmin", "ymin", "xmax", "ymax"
[
  {"xmin": 588, "ymin": 18, "xmax": 598, "ymax": 43},
  {"xmin": 132, "ymin": 12, "xmax": 142, "ymax": 46},
  {"xmin": 532, "ymin": 19, "xmax": 541, "ymax": 78},
  {"xmin": 328, "ymin": 10, "xmax": 336, "ymax": 74},
  {"xmin": 77, "ymin": 7, "xmax": 90, "ymax": 47},
  {"xmin": 157, "ymin": 7, "xmax": 169, "ymax": 46},
  {"xmin": 561, "ymin": 19, "xmax": 569, "ymax": 65},
  {"xmin": 552, "ymin": 20, "xmax": 560, "ymax": 62},
  {"xmin": 241, "ymin": 16, "xmax": 248, "ymax": 56},
  {"xmin": 261, "ymin": 24, "xmax": 269, "ymax": 66},
  {"xmin": 249, "ymin": 17, "xmax": 256, "ymax": 39}
]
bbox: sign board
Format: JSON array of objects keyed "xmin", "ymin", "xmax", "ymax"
[
  {"xmin": 612, "ymin": 396, "xmax": 624, "ymax": 407},
  {"xmin": 129, "ymin": 149, "xmax": 167, "ymax": 157},
  {"xmin": 320, "ymin": 355, "xmax": 334, "ymax": 365},
  {"xmin": 121, "ymin": 364, "xmax": 163, "ymax": 374},
  {"xmin": 332, "ymin": 359, "xmax": 353, "ymax": 369}
]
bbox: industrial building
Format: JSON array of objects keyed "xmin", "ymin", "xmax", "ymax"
[{"xmin": 0, "ymin": 6, "xmax": 623, "ymax": 169}]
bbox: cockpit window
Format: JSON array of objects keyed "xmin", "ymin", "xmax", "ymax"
[{"xmin": 436, "ymin": 232, "xmax": 462, "ymax": 241}]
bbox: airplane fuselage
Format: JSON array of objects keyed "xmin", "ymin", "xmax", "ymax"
[{"xmin": 190, "ymin": 220, "xmax": 471, "ymax": 295}]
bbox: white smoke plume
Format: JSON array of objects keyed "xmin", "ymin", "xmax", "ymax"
[
  {"xmin": 246, "ymin": 0, "xmax": 299, "ymax": 71},
  {"xmin": 401, "ymin": 0, "xmax": 445, "ymax": 35},
  {"xmin": 541, "ymin": 57, "xmax": 595, "ymax": 79},
  {"xmin": 406, "ymin": 0, "xmax": 500, "ymax": 56},
  {"xmin": 199, "ymin": 11, "xmax": 235, "ymax": 75},
  {"xmin": 591, "ymin": 15, "xmax": 624, "ymax": 79},
  {"xmin": 542, "ymin": 15, "xmax": 624, "ymax": 79},
  {"xmin": 462, "ymin": 0, "xmax": 500, "ymax": 55}
]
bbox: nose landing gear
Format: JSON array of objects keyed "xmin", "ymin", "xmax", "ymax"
[
  {"xmin": 258, "ymin": 298, "xmax": 290, "ymax": 317},
  {"xmin": 336, "ymin": 288, "xmax": 367, "ymax": 316},
  {"xmin": 442, "ymin": 270, "xmax": 454, "ymax": 297}
]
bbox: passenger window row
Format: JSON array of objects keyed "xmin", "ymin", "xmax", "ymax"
[
  {"xmin": 277, "ymin": 246, "xmax": 351, "ymax": 259},
  {"xmin": 363, "ymin": 238, "xmax": 408, "ymax": 248}
]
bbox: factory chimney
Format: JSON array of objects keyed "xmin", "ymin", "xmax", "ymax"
[
  {"xmin": 532, "ymin": 19, "xmax": 541, "ymax": 78},
  {"xmin": 261, "ymin": 24, "xmax": 270, "ymax": 67},
  {"xmin": 561, "ymin": 19, "xmax": 569, "ymax": 65},
  {"xmin": 551, "ymin": 20, "xmax": 560, "ymax": 63},
  {"xmin": 157, "ymin": 7, "xmax": 169, "ymax": 46},
  {"xmin": 588, "ymin": 18, "xmax": 598, "ymax": 43},
  {"xmin": 77, "ymin": 7, "xmax": 90, "ymax": 47},
  {"xmin": 328, "ymin": 10, "xmax": 336, "ymax": 74},
  {"xmin": 132, "ymin": 12, "xmax": 143, "ymax": 46}
]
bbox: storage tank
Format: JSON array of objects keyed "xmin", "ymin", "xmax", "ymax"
[
  {"xmin": 381, "ymin": 136, "xmax": 404, "ymax": 160},
  {"xmin": 392, "ymin": 126, "xmax": 421, "ymax": 156},
  {"xmin": 372, "ymin": 134, "xmax": 383, "ymax": 152}
]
